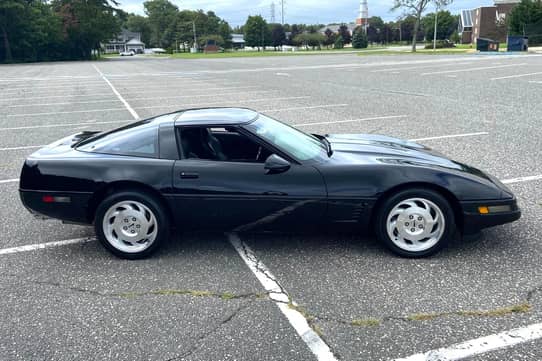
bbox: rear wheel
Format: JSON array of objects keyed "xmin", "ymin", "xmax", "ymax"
[
  {"xmin": 375, "ymin": 188, "xmax": 455, "ymax": 257},
  {"xmin": 95, "ymin": 191, "xmax": 169, "ymax": 259}
]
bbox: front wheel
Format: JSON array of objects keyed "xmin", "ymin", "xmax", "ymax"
[
  {"xmin": 95, "ymin": 191, "xmax": 169, "ymax": 259},
  {"xmin": 375, "ymin": 189, "xmax": 455, "ymax": 257}
]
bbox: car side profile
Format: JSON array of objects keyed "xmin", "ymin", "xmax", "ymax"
[{"xmin": 19, "ymin": 108, "xmax": 521, "ymax": 259}]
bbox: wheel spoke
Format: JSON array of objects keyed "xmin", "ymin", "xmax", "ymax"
[
  {"xmin": 102, "ymin": 200, "xmax": 158, "ymax": 254},
  {"xmin": 386, "ymin": 197, "xmax": 446, "ymax": 252}
]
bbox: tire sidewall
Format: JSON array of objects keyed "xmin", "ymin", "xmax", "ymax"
[
  {"xmin": 376, "ymin": 189, "xmax": 455, "ymax": 258},
  {"xmin": 95, "ymin": 191, "xmax": 169, "ymax": 259}
]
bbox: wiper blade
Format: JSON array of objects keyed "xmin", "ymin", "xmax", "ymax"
[{"xmin": 322, "ymin": 137, "xmax": 333, "ymax": 157}]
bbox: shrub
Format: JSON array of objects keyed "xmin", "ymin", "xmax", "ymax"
[
  {"xmin": 424, "ymin": 40, "xmax": 455, "ymax": 49},
  {"xmin": 334, "ymin": 36, "xmax": 344, "ymax": 49},
  {"xmin": 352, "ymin": 27, "xmax": 368, "ymax": 49}
]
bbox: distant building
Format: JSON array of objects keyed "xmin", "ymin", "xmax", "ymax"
[
  {"xmin": 458, "ymin": 0, "xmax": 520, "ymax": 44},
  {"xmin": 318, "ymin": 24, "xmax": 357, "ymax": 36},
  {"xmin": 231, "ymin": 34, "xmax": 245, "ymax": 49},
  {"xmin": 105, "ymin": 29, "xmax": 145, "ymax": 54}
]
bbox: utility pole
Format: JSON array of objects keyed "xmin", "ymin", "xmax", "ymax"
[
  {"xmin": 433, "ymin": 4, "xmax": 439, "ymax": 51},
  {"xmin": 192, "ymin": 21, "xmax": 197, "ymax": 49},
  {"xmin": 270, "ymin": 2, "xmax": 276, "ymax": 23},
  {"xmin": 280, "ymin": 0, "xmax": 285, "ymax": 25},
  {"xmin": 261, "ymin": 23, "xmax": 264, "ymax": 51}
]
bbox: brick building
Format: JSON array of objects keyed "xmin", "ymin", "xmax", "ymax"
[{"xmin": 458, "ymin": 0, "xmax": 520, "ymax": 44}]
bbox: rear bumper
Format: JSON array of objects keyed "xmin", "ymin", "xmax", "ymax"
[
  {"xmin": 19, "ymin": 189, "xmax": 93, "ymax": 225},
  {"xmin": 460, "ymin": 198, "xmax": 521, "ymax": 234}
]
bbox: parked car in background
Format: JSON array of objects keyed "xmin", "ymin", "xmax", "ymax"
[{"xmin": 119, "ymin": 50, "xmax": 135, "ymax": 56}]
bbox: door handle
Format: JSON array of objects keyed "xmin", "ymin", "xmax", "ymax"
[
  {"xmin": 180, "ymin": 172, "xmax": 199, "ymax": 179},
  {"xmin": 263, "ymin": 191, "xmax": 287, "ymax": 196}
]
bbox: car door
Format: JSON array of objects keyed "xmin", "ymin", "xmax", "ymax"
[{"xmin": 169, "ymin": 128, "xmax": 327, "ymax": 231}]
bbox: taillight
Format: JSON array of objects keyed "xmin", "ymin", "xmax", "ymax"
[{"xmin": 42, "ymin": 195, "xmax": 70, "ymax": 203}]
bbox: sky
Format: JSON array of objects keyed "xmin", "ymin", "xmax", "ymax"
[{"xmin": 118, "ymin": 0, "xmax": 495, "ymax": 26}]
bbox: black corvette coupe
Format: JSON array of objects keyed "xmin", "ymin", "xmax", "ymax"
[{"xmin": 20, "ymin": 108, "xmax": 520, "ymax": 259}]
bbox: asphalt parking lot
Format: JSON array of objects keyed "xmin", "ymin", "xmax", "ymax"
[{"xmin": 0, "ymin": 53, "xmax": 541, "ymax": 360}]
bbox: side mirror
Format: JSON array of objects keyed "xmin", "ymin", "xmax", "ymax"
[{"xmin": 264, "ymin": 154, "xmax": 290, "ymax": 174}]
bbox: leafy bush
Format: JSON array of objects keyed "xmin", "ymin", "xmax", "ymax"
[
  {"xmin": 424, "ymin": 40, "xmax": 455, "ymax": 49},
  {"xmin": 334, "ymin": 36, "xmax": 344, "ymax": 49},
  {"xmin": 352, "ymin": 27, "xmax": 368, "ymax": 49}
]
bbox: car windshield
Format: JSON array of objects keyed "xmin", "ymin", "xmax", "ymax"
[{"xmin": 244, "ymin": 114, "xmax": 326, "ymax": 161}]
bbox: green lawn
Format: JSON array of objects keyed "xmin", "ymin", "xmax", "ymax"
[{"xmin": 148, "ymin": 47, "xmax": 386, "ymax": 59}]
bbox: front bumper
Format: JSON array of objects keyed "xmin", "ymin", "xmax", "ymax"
[
  {"xmin": 460, "ymin": 197, "xmax": 521, "ymax": 234},
  {"xmin": 19, "ymin": 189, "xmax": 93, "ymax": 225}
]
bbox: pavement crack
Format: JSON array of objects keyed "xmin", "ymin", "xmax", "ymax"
[
  {"xmin": 287, "ymin": 301, "xmax": 533, "ymax": 330},
  {"xmin": 26, "ymin": 279, "xmax": 267, "ymax": 301},
  {"xmin": 165, "ymin": 302, "xmax": 252, "ymax": 361}
]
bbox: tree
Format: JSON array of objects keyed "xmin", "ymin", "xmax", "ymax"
[
  {"xmin": 218, "ymin": 20, "xmax": 232, "ymax": 48},
  {"xmin": 243, "ymin": 15, "xmax": 269, "ymax": 51},
  {"xmin": 144, "ymin": 0, "xmax": 178, "ymax": 48},
  {"xmin": 508, "ymin": 0, "xmax": 542, "ymax": 37},
  {"xmin": 52, "ymin": 0, "xmax": 121, "ymax": 60},
  {"xmin": 323, "ymin": 28, "xmax": 336, "ymax": 49},
  {"xmin": 338, "ymin": 24, "xmax": 352, "ymax": 44},
  {"xmin": 0, "ymin": 0, "xmax": 25, "ymax": 62},
  {"xmin": 334, "ymin": 36, "xmax": 344, "ymax": 49},
  {"xmin": 198, "ymin": 34, "xmax": 224, "ymax": 48},
  {"xmin": 422, "ymin": 10, "xmax": 458, "ymax": 40},
  {"xmin": 352, "ymin": 26, "xmax": 368, "ymax": 48},
  {"xmin": 288, "ymin": 24, "xmax": 302, "ymax": 45},
  {"xmin": 269, "ymin": 23, "xmax": 286, "ymax": 49},
  {"xmin": 392, "ymin": 0, "xmax": 433, "ymax": 51},
  {"xmin": 293, "ymin": 33, "xmax": 324, "ymax": 49},
  {"xmin": 126, "ymin": 14, "xmax": 151, "ymax": 46}
]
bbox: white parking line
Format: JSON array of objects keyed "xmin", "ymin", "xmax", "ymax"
[
  {"xmin": 7, "ymin": 107, "xmax": 128, "ymax": 117},
  {"xmin": 0, "ymin": 237, "xmax": 94, "ymax": 255},
  {"xmin": 124, "ymin": 90, "xmax": 274, "ymax": 101},
  {"xmin": 8, "ymin": 99, "xmax": 122, "ymax": 108},
  {"xmin": 492, "ymin": 72, "xmax": 542, "ymax": 81},
  {"xmin": 294, "ymin": 115, "xmax": 407, "ymax": 127},
  {"xmin": 1, "ymin": 83, "xmax": 107, "ymax": 92},
  {"xmin": 394, "ymin": 322, "xmax": 542, "ymax": 361},
  {"xmin": 6, "ymin": 91, "xmax": 276, "ymax": 108},
  {"xmin": 0, "ymin": 179, "xmax": 19, "ymax": 184},
  {"xmin": 92, "ymin": 64, "xmax": 139, "ymax": 120},
  {"xmin": 371, "ymin": 62, "xmax": 474, "ymax": 73},
  {"xmin": 0, "ymin": 120, "xmax": 133, "ymax": 131},
  {"xmin": 133, "ymin": 96, "xmax": 311, "ymax": 110},
  {"xmin": 409, "ymin": 132, "xmax": 489, "ymax": 142},
  {"xmin": 0, "ymin": 145, "xmax": 43, "ymax": 151},
  {"xmin": 421, "ymin": 63, "xmax": 527, "ymax": 76},
  {"xmin": 0, "ymin": 86, "xmax": 260, "ymax": 102},
  {"xmin": 261, "ymin": 104, "xmax": 348, "ymax": 112},
  {"xmin": 501, "ymin": 175, "xmax": 542, "ymax": 184},
  {"xmin": 228, "ymin": 233, "xmax": 338, "ymax": 361}
]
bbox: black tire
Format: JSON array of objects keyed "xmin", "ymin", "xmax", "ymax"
[
  {"xmin": 374, "ymin": 188, "xmax": 455, "ymax": 258},
  {"xmin": 95, "ymin": 190, "xmax": 169, "ymax": 259}
]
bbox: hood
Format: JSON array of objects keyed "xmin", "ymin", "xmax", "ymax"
[
  {"xmin": 327, "ymin": 133, "xmax": 447, "ymax": 160},
  {"xmin": 325, "ymin": 133, "xmax": 491, "ymax": 177}
]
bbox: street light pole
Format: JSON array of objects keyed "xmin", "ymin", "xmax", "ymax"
[
  {"xmin": 193, "ymin": 21, "xmax": 197, "ymax": 49},
  {"xmin": 433, "ymin": 5, "xmax": 439, "ymax": 51}
]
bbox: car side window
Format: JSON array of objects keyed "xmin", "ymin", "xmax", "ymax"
[
  {"xmin": 78, "ymin": 122, "xmax": 159, "ymax": 158},
  {"xmin": 178, "ymin": 126, "xmax": 272, "ymax": 163}
]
